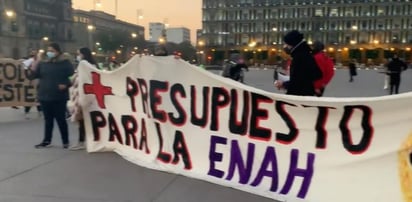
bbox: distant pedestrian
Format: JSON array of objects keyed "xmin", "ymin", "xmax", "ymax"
[
  {"xmin": 348, "ymin": 60, "xmax": 357, "ymax": 82},
  {"xmin": 154, "ymin": 44, "xmax": 168, "ymax": 56},
  {"xmin": 386, "ymin": 54, "xmax": 408, "ymax": 94},
  {"xmin": 274, "ymin": 30, "xmax": 322, "ymax": 96},
  {"xmin": 69, "ymin": 47, "xmax": 99, "ymax": 150},
  {"xmin": 28, "ymin": 42, "xmax": 74, "ymax": 149},
  {"xmin": 312, "ymin": 41, "xmax": 335, "ymax": 96}
]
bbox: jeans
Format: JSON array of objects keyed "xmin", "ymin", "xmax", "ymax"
[{"xmin": 40, "ymin": 100, "xmax": 69, "ymax": 145}]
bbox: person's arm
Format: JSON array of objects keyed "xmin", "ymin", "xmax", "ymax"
[
  {"xmin": 402, "ymin": 61, "xmax": 408, "ymax": 71},
  {"xmin": 27, "ymin": 61, "xmax": 41, "ymax": 80},
  {"xmin": 58, "ymin": 60, "xmax": 74, "ymax": 90}
]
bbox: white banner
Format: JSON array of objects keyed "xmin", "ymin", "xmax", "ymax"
[{"xmin": 78, "ymin": 56, "xmax": 412, "ymax": 202}]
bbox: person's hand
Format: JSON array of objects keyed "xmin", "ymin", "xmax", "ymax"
[
  {"xmin": 315, "ymin": 88, "xmax": 322, "ymax": 96},
  {"xmin": 274, "ymin": 80, "xmax": 283, "ymax": 90},
  {"xmin": 58, "ymin": 84, "xmax": 67, "ymax": 90}
]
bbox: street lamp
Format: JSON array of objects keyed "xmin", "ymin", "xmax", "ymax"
[
  {"xmin": 131, "ymin": 33, "xmax": 137, "ymax": 38},
  {"xmin": 5, "ymin": 10, "xmax": 15, "ymax": 17},
  {"xmin": 87, "ymin": 25, "xmax": 95, "ymax": 49}
]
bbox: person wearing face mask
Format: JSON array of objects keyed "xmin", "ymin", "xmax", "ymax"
[
  {"xmin": 69, "ymin": 47, "xmax": 99, "ymax": 150},
  {"xmin": 28, "ymin": 42, "xmax": 74, "ymax": 149},
  {"xmin": 274, "ymin": 30, "xmax": 322, "ymax": 96}
]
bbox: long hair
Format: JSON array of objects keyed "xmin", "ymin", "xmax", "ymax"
[{"xmin": 79, "ymin": 47, "xmax": 97, "ymax": 65}]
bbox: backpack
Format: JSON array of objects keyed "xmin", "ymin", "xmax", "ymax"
[{"xmin": 313, "ymin": 53, "xmax": 335, "ymax": 89}]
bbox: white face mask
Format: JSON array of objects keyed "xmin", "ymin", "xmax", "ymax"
[
  {"xmin": 46, "ymin": 51, "xmax": 56, "ymax": 58},
  {"xmin": 76, "ymin": 55, "xmax": 82, "ymax": 61}
]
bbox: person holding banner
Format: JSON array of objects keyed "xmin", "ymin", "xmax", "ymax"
[
  {"xmin": 22, "ymin": 50, "xmax": 42, "ymax": 119},
  {"xmin": 274, "ymin": 30, "xmax": 322, "ymax": 96},
  {"xmin": 69, "ymin": 47, "xmax": 99, "ymax": 150},
  {"xmin": 28, "ymin": 42, "xmax": 74, "ymax": 149}
]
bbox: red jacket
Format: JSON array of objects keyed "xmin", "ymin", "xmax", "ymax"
[{"xmin": 313, "ymin": 52, "xmax": 334, "ymax": 89}]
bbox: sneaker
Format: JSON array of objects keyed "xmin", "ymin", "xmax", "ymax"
[
  {"xmin": 63, "ymin": 144, "xmax": 70, "ymax": 149},
  {"xmin": 69, "ymin": 142, "xmax": 85, "ymax": 150},
  {"xmin": 35, "ymin": 142, "xmax": 51, "ymax": 149}
]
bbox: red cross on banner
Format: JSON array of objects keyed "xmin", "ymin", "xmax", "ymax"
[{"xmin": 83, "ymin": 72, "xmax": 113, "ymax": 109}]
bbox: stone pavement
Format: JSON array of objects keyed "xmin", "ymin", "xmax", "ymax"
[{"xmin": 0, "ymin": 69, "xmax": 411, "ymax": 202}]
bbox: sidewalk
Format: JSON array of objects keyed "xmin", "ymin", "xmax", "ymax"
[{"xmin": 0, "ymin": 107, "xmax": 276, "ymax": 202}]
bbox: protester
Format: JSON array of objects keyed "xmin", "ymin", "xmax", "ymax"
[
  {"xmin": 386, "ymin": 54, "xmax": 408, "ymax": 94},
  {"xmin": 312, "ymin": 41, "xmax": 335, "ymax": 96},
  {"xmin": 28, "ymin": 42, "xmax": 74, "ymax": 149},
  {"xmin": 22, "ymin": 50, "xmax": 42, "ymax": 119},
  {"xmin": 274, "ymin": 30, "xmax": 322, "ymax": 96},
  {"xmin": 154, "ymin": 44, "xmax": 168, "ymax": 56},
  {"xmin": 108, "ymin": 60, "xmax": 119, "ymax": 70},
  {"xmin": 69, "ymin": 47, "xmax": 99, "ymax": 150},
  {"xmin": 348, "ymin": 60, "xmax": 357, "ymax": 82}
]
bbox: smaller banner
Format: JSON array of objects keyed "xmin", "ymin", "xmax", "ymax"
[{"xmin": 0, "ymin": 58, "xmax": 38, "ymax": 107}]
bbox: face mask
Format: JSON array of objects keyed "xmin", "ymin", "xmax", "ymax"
[
  {"xmin": 283, "ymin": 47, "xmax": 292, "ymax": 55},
  {"xmin": 46, "ymin": 51, "xmax": 56, "ymax": 58},
  {"xmin": 76, "ymin": 55, "xmax": 82, "ymax": 61}
]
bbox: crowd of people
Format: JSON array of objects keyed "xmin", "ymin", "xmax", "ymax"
[
  {"xmin": 272, "ymin": 30, "xmax": 409, "ymax": 97},
  {"xmin": 10, "ymin": 32, "xmax": 409, "ymax": 151}
]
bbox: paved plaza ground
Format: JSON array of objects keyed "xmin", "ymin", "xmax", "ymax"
[{"xmin": 0, "ymin": 68, "xmax": 411, "ymax": 202}]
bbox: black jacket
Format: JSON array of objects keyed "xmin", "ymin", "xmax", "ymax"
[
  {"xmin": 387, "ymin": 58, "xmax": 407, "ymax": 75},
  {"xmin": 284, "ymin": 42, "xmax": 322, "ymax": 96},
  {"xmin": 28, "ymin": 53, "xmax": 74, "ymax": 101}
]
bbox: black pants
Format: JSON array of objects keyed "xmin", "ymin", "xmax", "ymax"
[
  {"xmin": 78, "ymin": 120, "xmax": 85, "ymax": 142},
  {"xmin": 389, "ymin": 74, "xmax": 401, "ymax": 95},
  {"xmin": 24, "ymin": 105, "xmax": 42, "ymax": 113},
  {"xmin": 40, "ymin": 100, "xmax": 69, "ymax": 145}
]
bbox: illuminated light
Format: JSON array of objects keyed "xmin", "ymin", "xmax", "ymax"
[
  {"xmin": 390, "ymin": 48, "xmax": 395, "ymax": 51},
  {"xmin": 271, "ymin": 48, "xmax": 276, "ymax": 51},
  {"xmin": 328, "ymin": 47, "xmax": 335, "ymax": 52},
  {"xmin": 257, "ymin": 49, "xmax": 262, "ymax": 52},
  {"xmin": 92, "ymin": 52, "xmax": 96, "ymax": 55},
  {"xmin": 211, "ymin": 49, "xmax": 215, "ymax": 52},
  {"xmin": 307, "ymin": 40, "xmax": 313, "ymax": 45},
  {"xmin": 359, "ymin": 48, "xmax": 364, "ymax": 50},
  {"xmin": 5, "ymin": 10, "xmax": 14, "ymax": 17},
  {"xmin": 350, "ymin": 40, "xmax": 356, "ymax": 45},
  {"xmin": 343, "ymin": 47, "xmax": 349, "ymax": 51},
  {"xmin": 406, "ymin": 47, "xmax": 411, "ymax": 51},
  {"xmin": 248, "ymin": 41, "xmax": 257, "ymax": 47},
  {"xmin": 244, "ymin": 49, "xmax": 249, "ymax": 52}
]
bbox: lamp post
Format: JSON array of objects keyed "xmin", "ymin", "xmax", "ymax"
[
  {"xmin": 137, "ymin": 9, "xmax": 143, "ymax": 24},
  {"xmin": 87, "ymin": 25, "xmax": 95, "ymax": 49},
  {"xmin": 197, "ymin": 40, "xmax": 205, "ymax": 65},
  {"xmin": 4, "ymin": 9, "xmax": 19, "ymax": 58},
  {"xmin": 248, "ymin": 41, "xmax": 257, "ymax": 65}
]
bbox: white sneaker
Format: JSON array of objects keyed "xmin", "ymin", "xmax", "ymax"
[{"xmin": 69, "ymin": 142, "xmax": 85, "ymax": 150}]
